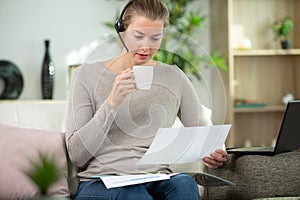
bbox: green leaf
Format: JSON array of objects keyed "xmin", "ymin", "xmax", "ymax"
[
  {"xmin": 24, "ymin": 153, "xmax": 61, "ymax": 195},
  {"xmin": 104, "ymin": 22, "xmax": 115, "ymax": 29},
  {"xmin": 272, "ymin": 17, "xmax": 293, "ymax": 41},
  {"xmin": 209, "ymin": 52, "xmax": 228, "ymax": 71}
]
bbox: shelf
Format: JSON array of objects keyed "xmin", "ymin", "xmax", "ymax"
[
  {"xmin": 210, "ymin": 0, "xmax": 300, "ymax": 147},
  {"xmin": 233, "ymin": 49, "xmax": 300, "ymax": 56},
  {"xmin": 234, "ymin": 105, "xmax": 286, "ymax": 113}
]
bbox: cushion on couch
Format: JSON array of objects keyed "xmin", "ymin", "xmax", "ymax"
[
  {"xmin": 0, "ymin": 123, "xmax": 70, "ymax": 199},
  {"xmin": 205, "ymin": 152, "xmax": 300, "ymax": 200}
]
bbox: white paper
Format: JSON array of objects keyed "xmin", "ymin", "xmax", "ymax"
[
  {"xmin": 137, "ymin": 125, "xmax": 231, "ymax": 165},
  {"xmin": 92, "ymin": 174, "xmax": 170, "ymax": 189},
  {"xmin": 92, "ymin": 171, "xmax": 235, "ymax": 189}
]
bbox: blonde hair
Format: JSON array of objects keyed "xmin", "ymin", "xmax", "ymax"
[{"xmin": 122, "ymin": 0, "xmax": 169, "ymax": 30}]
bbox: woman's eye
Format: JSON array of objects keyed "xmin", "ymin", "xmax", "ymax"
[
  {"xmin": 151, "ymin": 37, "xmax": 160, "ymax": 42},
  {"xmin": 134, "ymin": 35, "xmax": 143, "ymax": 40}
]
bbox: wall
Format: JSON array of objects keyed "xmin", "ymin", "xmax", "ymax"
[{"xmin": 0, "ymin": 0, "xmax": 210, "ymax": 100}]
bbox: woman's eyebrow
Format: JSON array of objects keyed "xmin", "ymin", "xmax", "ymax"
[
  {"xmin": 133, "ymin": 30, "xmax": 144, "ymax": 35},
  {"xmin": 133, "ymin": 30, "xmax": 162, "ymax": 37},
  {"xmin": 152, "ymin": 33, "xmax": 163, "ymax": 37}
]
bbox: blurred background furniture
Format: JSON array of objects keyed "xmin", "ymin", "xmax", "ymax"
[{"xmin": 210, "ymin": 0, "xmax": 300, "ymax": 148}]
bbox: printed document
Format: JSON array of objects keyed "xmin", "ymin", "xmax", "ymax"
[
  {"xmin": 92, "ymin": 174, "xmax": 170, "ymax": 189},
  {"xmin": 92, "ymin": 171, "xmax": 235, "ymax": 189},
  {"xmin": 137, "ymin": 125, "xmax": 231, "ymax": 165}
]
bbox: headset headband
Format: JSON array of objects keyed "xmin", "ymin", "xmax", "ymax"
[{"xmin": 114, "ymin": 0, "xmax": 135, "ymax": 33}]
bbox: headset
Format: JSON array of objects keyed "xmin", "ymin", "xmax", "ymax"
[{"xmin": 114, "ymin": 0, "xmax": 135, "ymax": 52}]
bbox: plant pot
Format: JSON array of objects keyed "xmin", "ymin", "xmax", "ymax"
[{"xmin": 281, "ymin": 40, "xmax": 292, "ymax": 49}]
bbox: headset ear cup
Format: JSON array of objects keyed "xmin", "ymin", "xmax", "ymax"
[
  {"xmin": 115, "ymin": 19, "xmax": 125, "ymax": 33},
  {"xmin": 114, "ymin": 19, "xmax": 120, "ymax": 32},
  {"xmin": 119, "ymin": 21, "xmax": 125, "ymax": 32}
]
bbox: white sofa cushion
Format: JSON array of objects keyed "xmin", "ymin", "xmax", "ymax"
[{"xmin": 0, "ymin": 101, "xmax": 67, "ymax": 132}]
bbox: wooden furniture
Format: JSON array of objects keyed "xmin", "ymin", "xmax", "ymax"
[{"xmin": 210, "ymin": 0, "xmax": 300, "ymax": 147}]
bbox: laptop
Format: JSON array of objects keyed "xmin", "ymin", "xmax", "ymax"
[{"xmin": 227, "ymin": 100, "xmax": 300, "ymax": 155}]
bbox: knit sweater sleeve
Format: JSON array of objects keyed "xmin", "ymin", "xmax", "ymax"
[
  {"xmin": 65, "ymin": 66, "xmax": 116, "ymax": 168},
  {"xmin": 177, "ymin": 69, "xmax": 212, "ymax": 127}
]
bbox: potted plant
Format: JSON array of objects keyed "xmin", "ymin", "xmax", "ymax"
[
  {"xmin": 272, "ymin": 17, "xmax": 293, "ymax": 49},
  {"xmin": 24, "ymin": 153, "xmax": 62, "ymax": 199}
]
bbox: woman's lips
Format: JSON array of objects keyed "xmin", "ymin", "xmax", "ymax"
[{"xmin": 136, "ymin": 53, "xmax": 149, "ymax": 60}]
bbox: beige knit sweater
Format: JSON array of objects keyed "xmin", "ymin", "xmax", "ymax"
[{"xmin": 65, "ymin": 61, "xmax": 211, "ymax": 180}]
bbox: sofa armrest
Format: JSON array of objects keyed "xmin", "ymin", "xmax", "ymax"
[{"xmin": 204, "ymin": 151, "xmax": 300, "ymax": 200}]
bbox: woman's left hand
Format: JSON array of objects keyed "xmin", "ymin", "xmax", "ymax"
[{"xmin": 202, "ymin": 149, "xmax": 227, "ymax": 169}]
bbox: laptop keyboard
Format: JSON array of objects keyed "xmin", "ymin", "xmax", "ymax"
[{"xmin": 227, "ymin": 146, "xmax": 274, "ymax": 152}]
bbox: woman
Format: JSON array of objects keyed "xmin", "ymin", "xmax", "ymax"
[{"xmin": 66, "ymin": 0, "xmax": 227, "ymax": 199}]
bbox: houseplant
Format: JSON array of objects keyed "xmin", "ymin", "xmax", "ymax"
[
  {"xmin": 25, "ymin": 153, "xmax": 62, "ymax": 199},
  {"xmin": 104, "ymin": 0, "xmax": 227, "ymax": 78},
  {"xmin": 272, "ymin": 17, "xmax": 293, "ymax": 49}
]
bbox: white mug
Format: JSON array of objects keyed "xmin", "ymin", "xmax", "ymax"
[{"xmin": 133, "ymin": 66, "xmax": 153, "ymax": 90}]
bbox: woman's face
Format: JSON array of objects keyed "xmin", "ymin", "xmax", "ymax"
[{"xmin": 124, "ymin": 15, "xmax": 164, "ymax": 65}]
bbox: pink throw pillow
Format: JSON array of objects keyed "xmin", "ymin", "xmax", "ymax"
[{"xmin": 0, "ymin": 123, "xmax": 70, "ymax": 199}]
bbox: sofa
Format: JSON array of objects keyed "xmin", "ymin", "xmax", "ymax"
[
  {"xmin": 0, "ymin": 100, "xmax": 206, "ymax": 199},
  {"xmin": 1, "ymin": 100, "xmax": 299, "ymax": 200},
  {"xmin": 204, "ymin": 152, "xmax": 300, "ymax": 200}
]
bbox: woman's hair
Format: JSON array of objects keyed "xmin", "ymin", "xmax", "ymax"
[{"xmin": 122, "ymin": 0, "xmax": 169, "ymax": 30}]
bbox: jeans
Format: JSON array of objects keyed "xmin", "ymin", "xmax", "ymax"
[{"xmin": 75, "ymin": 174, "xmax": 200, "ymax": 200}]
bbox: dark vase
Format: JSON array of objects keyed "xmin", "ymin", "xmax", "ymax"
[
  {"xmin": 281, "ymin": 39, "xmax": 292, "ymax": 49},
  {"xmin": 41, "ymin": 40, "xmax": 55, "ymax": 99}
]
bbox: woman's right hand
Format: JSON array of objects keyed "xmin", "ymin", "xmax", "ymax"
[{"xmin": 106, "ymin": 68, "xmax": 135, "ymax": 107}]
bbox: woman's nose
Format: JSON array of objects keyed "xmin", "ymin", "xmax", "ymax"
[{"xmin": 140, "ymin": 38, "xmax": 151, "ymax": 49}]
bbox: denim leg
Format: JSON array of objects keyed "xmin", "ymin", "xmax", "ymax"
[
  {"xmin": 75, "ymin": 180, "xmax": 153, "ymax": 200},
  {"xmin": 145, "ymin": 174, "xmax": 200, "ymax": 200}
]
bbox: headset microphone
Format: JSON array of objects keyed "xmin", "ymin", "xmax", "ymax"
[
  {"xmin": 114, "ymin": 24, "xmax": 129, "ymax": 53},
  {"xmin": 114, "ymin": 0, "xmax": 135, "ymax": 52}
]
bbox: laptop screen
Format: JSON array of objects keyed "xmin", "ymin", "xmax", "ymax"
[{"xmin": 275, "ymin": 100, "xmax": 300, "ymax": 154}]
